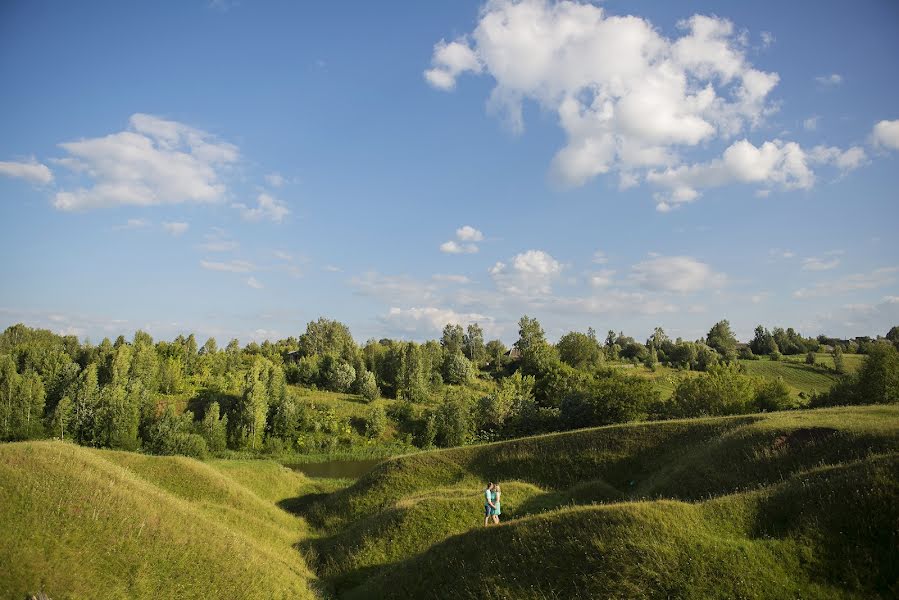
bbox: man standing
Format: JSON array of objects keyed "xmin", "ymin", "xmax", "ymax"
[{"xmin": 484, "ymin": 482, "xmax": 496, "ymax": 526}]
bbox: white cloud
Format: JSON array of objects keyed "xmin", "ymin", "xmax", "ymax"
[
  {"xmin": 456, "ymin": 225, "xmax": 484, "ymax": 242},
  {"xmin": 432, "ymin": 274, "xmax": 472, "ymax": 284},
  {"xmin": 809, "ymin": 144, "xmax": 867, "ymax": 172},
  {"xmin": 815, "ymin": 73, "xmax": 843, "ymax": 86},
  {"xmin": 803, "ymin": 116, "xmax": 818, "ymax": 131},
  {"xmin": 760, "ymin": 31, "xmax": 775, "ymax": 49},
  {"xmin": 589, "ymin": 269, "xmax": 615, "ymax": 287},
  {"xmin": 232, "ymin": 192, "xmax": 289, "ymax": 223},
  {"xmin": 382, "ymin": 306, "xmax": 493, "ymax": 336},
  {"xmin": 424, "ymin": 39, "xmax": 482, "ymax": 90},
  {"xmin": 769, "ymin": 248, "xmax": 795, "ymax": 259},
  {"xmin": 802, "ymin": 256, "xmax": 840, "ymax": 271},
  {"xmin": 647, "ymin": 138, "xmax": 815, "ymax": 209},
  {"xmin": 871, "ymin": 119, "xmax": 899, "ymax": 151},
  {"xmin": 490, "ymin": 249, "xmax": 563, "ymax": 295},
  {"xmin": 0, "ymin": 158, "xmax": 53, "ymax": 184},
  {"xmin": 427, "ymin": 2, "xmax": 780, "ymax": 189},
  {"xmin": 162, "ymin": 221, "xmax": 189, "ymax": 236},
  {"xmin": 440, "ymin": 240, "xmax": 479, "ymax": 254},
  {"xmin": 350, "ymin": 271, "xmax": 439, "ymax": 305},
  {"xmin": 53, "ymin": 113, "xmax": 238, "ymax": 210},
  {"xmin": 323, "ymin": 265, "xmax": 342, "ymax": 273},
  {"xmin": 199, "ymin": 229, "xmax": 237, "ymax": 252},
  {"xmin": 793, "ymin": 266, "xmax": 899, "ymax": 298},
  {"xmin": 273, "ymin": 250, "xmax": 293, "ymax": 261},
  {"xmin": 113, "ymin": 218, "xmax": 150, "ymax": 231},
  {"xmin": 813, "ymin": 296, "xmax": 899, "ymax": 338},
  {"xmin": 246, "ymin": 277, "xmax": 264, "ymax": 289},
  {"xmin": 265, "ymin": 172, "xmax": 286, "ymax": 187},
  {"xmin": 200, "ymin": 259, "xmax": 255, "ymax": 273},
  {"xmin": 630, "ymin": 255, "xmax": 725, "ymax": 293},
  {"xmin": 592, "ymin": 250, "xmax": 609, "ymax": 265}
]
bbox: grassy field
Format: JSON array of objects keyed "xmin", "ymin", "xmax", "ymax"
[
  {"xmin": 0, "ymin": 442, "xmax": 320, "ymax": 600},
  {"xmin": 297, "ymin": 405, "xmax": 899, "ymax": 598}
]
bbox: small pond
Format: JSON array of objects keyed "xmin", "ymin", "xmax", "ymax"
[{"xmin": 287, "ymin": 458, "xmax": 382, "ymax": 479}]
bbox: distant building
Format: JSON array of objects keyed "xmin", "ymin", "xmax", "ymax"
[{"xmin": 505, "ymin": 347, "xmax": 521, "ymax": 360}]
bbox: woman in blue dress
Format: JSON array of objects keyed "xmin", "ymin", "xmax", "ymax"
[
  {"xmin": 492, "ymin": 484, "xmax": 502, "ymax": 524},
  {"xmin": 484, "ymin": 482, "xmax": 496, "ymax": 526}
]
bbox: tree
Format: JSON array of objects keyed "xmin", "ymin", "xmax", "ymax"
[
  {"xmin": 50, "ymin": 395, "xmax": 73, "ymax": 439},
  {"xmin": 365, "ymin": 405, "xmax": 387, "ymax": 439},
  {"xmin": 754, "ymin": 377, "xmax": 798, "ymax": 412},
  {"xmin": 443, "ymin": 352, "xmax": 473, "ymax": 385},
  {"xmin": 72, "ymin": 364, "xmax": 100, "ymax": 445},
  {"xmin": 357, "ymin": 369, "xmax": 380, "ymax": 402},
  {"xmin": 515, "ymin": 315, "xmax": 546, "ymax": 355},
  {"xmin": 199, "ymin": 401, "xmax": 228, "ymax": 452},
  {"xmin": 396, "ymin": 343, "xmax": 429, "ymax": 403},
  {"xmin": 158, "ymin": 356, "xmax": 185, "ymax": 394},
  {"xmin": 440, "ymin": 324, "xmax": 465, "ymax": 355},
  {"xmin": 463, "ymin": 323, "xmax": 486, "ymax": 366},
  {"xmin": 670, "ymin": 364, "xmax": 755, "ymax": 417},
  {"xmin": 706, "ymin": 320, "xmax": 737, "ymax": 361},
  {"xmin": 556, "ymin": 331, "xmax": 602, "ymax": 370},
  {"xmin": 832, "ymin": 345, "xmax": 846, "ymax": 374},
  {"xmin": 886, "ymin": 326, "xmax": 899, "ymax": 349},
  {"xmin": 560, "ymin": 373, "xmax": 657, "ymax": 429},
  {"xmin": 750, "ymin": 326, "xmax": 779, "ymax": 355},
  {"xmin": 485, "ymin": 339, "xmax": 509, "ymax": 377},
  {"xmin": 805, "ymin": 351, "xmax": 816, "ymax": 365},
  {"xmin": 233, "ymin": 359, "xmax": 274, "ymax": 449},
  {"xmin": 298, "ymin": 317, "xmax": 357, "ymax": 362},
  {"xmin": 433, "ymin": 394, "xmax": 473, "ymax": 447},
  {"xmin": 322, "ymin": 357, "xmax": 355, "ymax": 393}
]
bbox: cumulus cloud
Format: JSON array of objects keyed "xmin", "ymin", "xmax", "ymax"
[
  {"xmin": 456, "ymin": 225, "xmax": 484, "ymax": 241},
  {"xmin": 441, "ymin": 225, "xmax": 484, "ymax": 253},
  {"xmin": 426, "ymin": 2, "xmax": 780, "ymax": 190},
  {"xmin": 630, "ymin": 255, "xmax": 725, "ymax": 293},
  {"xmin": 200, "ymin": 259, "xmax": 255, "ymax": 273},
  {"xmin": 440, "ymin": 240, "xmax": 479, "ymax": 254},
  {"xmin": 232, "ymin": 192, "xmax": 289, "ymax": 223},
  {"xmin": 490, "ymin": 250, "xmax": 563, "ymax": 295},
  {"xmin": 815, "ymin": 73, "xmax": 843, "ymax": 86},
  {"xmin": 809, "ymin": 145, "xmax": 867, "ymax": 172},
  {"xmin": 0, "ymin": 158, "xmax": 53, "ymax": 184},
  {"xmin": 592, "ymin": 250, "xmax": 609, "ymax": 265},
  {"xmin": 381, "ymin": 306, "xmax": 493, "ymax": 336},
  {"xmin": 53, "ymin": 113, "xmax": 238, "ymax": 210},
  {"xmin": 246, "ymin": 277, "xmax": 264, "ymax": 289},
  {"xmin": 803, "ymin": 116, "xmax": 818, "ymax": 131},
  {"xmin": 793, "ymin": 266, "xmax": 899, "ymax": 298},
  {"xmin": 162, "ymin": 221, "xmax": 189, "ymax": 236},
  {"xmin": 871, "ymin": 119, "xmax": 899, "ymax": 151},
  {"xmin": 589, "ymin": 269, "xmax": 615, "ymax": 287}
]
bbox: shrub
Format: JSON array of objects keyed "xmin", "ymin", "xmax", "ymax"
[
  {"xmin": 560, "ymin": 373, "xmax": 657, "ymax": 429},
  {"xmin": 357, "ymin": 370, "xmax": 380, "ymax": 402},
  {"xmin": 323, "ymin": 358, "xmax": 355, "ymax": 393},
  {"xmin": 753, "ymin": 377, "xmax": 799, "ymax": 412},
  {"xmin": 814, "ymin": 344, "xmax": 899, "ymax": 407},
  {"xmin": 442, "ymin": 352, "xmax": 473, "ymax": 385},
  {"xmin": 738, "ymin": 346, "xmax": 757, "ymax": 360},
  {"xmin": 669, "ymin": 364, "xmax": 755, "ymax": 417},
  {"xmin": 770, "ymin": 351, "xmax": 782, "ymax": 362},
  {"xmin": 365, "ymin": 406, "xmax": 388, "ymax": 439}
]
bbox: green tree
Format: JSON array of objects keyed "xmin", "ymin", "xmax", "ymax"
[
  {"xmin": 365, "ymin": 405, "xmax": 388, "ymax": 439},
  {"xmin": 433, "ymin": 394, "xmax": 472, "ymax": 447},
  {"xmin": 463, "ymin": 323, "xmax": 486, "ymax": 366},
  {"xmin": 440, "ymin": 324, "xmax": 465, "ymax": 355},
  {"xmin": 72, "ymin": 364, "xmax": 100, "ymax": 445},
  {"xmin": 706, "ymin": 320, "xmax": 737, "ymax": 361},
  {"xmin": 298, "ymin": 317, "xmax": 357, "ymax": 362},
  {"xmin": 50, "ymin": 395, "xmax": 74, "ymax": 439},
  {"xmin": 560, "ymin": 373, "xmax": 657, "ymax": 429},
  {"xmin": 750, "ymin": 326, "xmax": 779, "ymax": 355},
  {"xmin": 833, "ymin": 345, "xmax": 846, "ymax": 374},
  {"xmin": 357, "ymin": 369, "xmax": 380, "ymax": 402},
  {"xmin": 515, "ymin": 315, "xmax": 546, "ymax": 355},
  {"xmin": 443, "ymin": 352, "xmax": 473, "ymax": 385},
  {"xmin": 670, "ymin": 364, "xmax": 756, "ymax": 417},
  {"xmin": 397, "ymin": 343, "xmax": 429, "ymax": 403},
  {"xmin": 322, "ymin": 357, "xmax": 355, "ymax": 392},
  {"xmin": 158, "ymin": 356, "xmax": 185, "ymax": 394},
  {"xmin": 200, "ymin": 401, "xmax": 228, "ymax": 452},
  {"xmin": 556, "ymin": 331, "xmax": 603, "ymax": 370}
]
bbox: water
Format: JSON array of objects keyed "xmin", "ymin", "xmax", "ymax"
[{"xmin": 287, "ymin": 458, "xmax": 382, "ymax": 479}]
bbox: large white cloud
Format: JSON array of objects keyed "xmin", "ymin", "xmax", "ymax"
[
  {"xmin": 53, "ymin": 113, "xmax": 238, "ymax": 210},
  {"xmin": 426, "ymin": 1, "xmax": 780, "ymax": 188},
  {"xmin": 630, "ymin": 255, "xmax": 725, "ymax": 293},
  {"xmin": 490, "ymin": 249, "xmax": 563, "ymax": 295},
  {"xmin": 871, "ymin": 119, "xmax": 899, "ymax": 151},
  {"xmin": 0, "ymin": 158, "xmax": 53, "ymax": 184}
]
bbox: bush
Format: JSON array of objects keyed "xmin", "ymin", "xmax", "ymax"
[
  {"xmin": 669, "ymin": 364, "xmax": 755, "ymax": 418},
  {"xmin": 738, "ymin": 346, "xmax": 757, "ymax": 360},
  {"xmin": 357, "ymin": 370, "xmax": 380, "ymax": 402},
  {"xmin": 805, "ymin": 351, "xmax": 816, "ymax": 365},
  {"xmin": 560, "ymin": 373, "xmax": 657, "ymax": 429},
  {"xmin": 365, "ymin": 406, "xmax": 388, "ymax": 439},
  {"xmin": 442, "ymin": 352, "xmax": 473, "ymax": 385},
  {"xmin": 813, "ymin": 344, "xmax": 899, "ymax": 407},
  {"xmin": 432, "ymin": 395, "xmax": 473, "ymax": 447},
  {"xmin": 753, "ymin": 377, "xmax": 799, "ymax": 412},
  {"xmin": 323, "ymin": 358, "xmax": 355, "ymax": 393},
  {"xmin": 770, "ymin": 351, "xmax": 782, "ymax": 361}
]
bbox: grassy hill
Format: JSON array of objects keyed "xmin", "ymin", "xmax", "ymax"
[
  {"xmin": 298, "ymin": 405, "xmax": 899, "ymax": 598},
  {"xmin": 0, "ymin": 442, "xmax": 320, "ymax": 600}
]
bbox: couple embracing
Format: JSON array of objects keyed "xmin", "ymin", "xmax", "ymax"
[{"xmin": 484, "ymin": 481, "xmax": 502, "ymax": 526}]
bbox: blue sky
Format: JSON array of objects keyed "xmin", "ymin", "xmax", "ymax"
[{"xmin": 1, "ymin": 0, "xmax": 897, "ymax": 345}]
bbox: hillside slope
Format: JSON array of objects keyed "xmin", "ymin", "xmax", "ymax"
[
  {"xmin": 298, "ymin": 405, "xmax": 899, "ymax": 598},
  {"xmin": 0, "ymin": 442, "xmax": 319, "ymax": 600}
]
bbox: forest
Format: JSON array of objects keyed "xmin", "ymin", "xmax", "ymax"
[{"xmin": 1, "ymin": 318, "xmax": 897, "ymax": 460}]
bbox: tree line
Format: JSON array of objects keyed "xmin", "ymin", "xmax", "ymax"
[{"xmin": 0, "ymin": 318, "xmax": 896, "ymax": 457}]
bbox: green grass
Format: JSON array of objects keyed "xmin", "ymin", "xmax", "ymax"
[
  {"xmin": 0, "ymin": 442, "xmax": 320, "ymax": 600},
  {"xmin": 296, "ymin": 405, "xmax": 899, "ymax": 598},
  {"xmin": 738, "ymin": 356, "xmax": 842, "ymax": 397}
]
